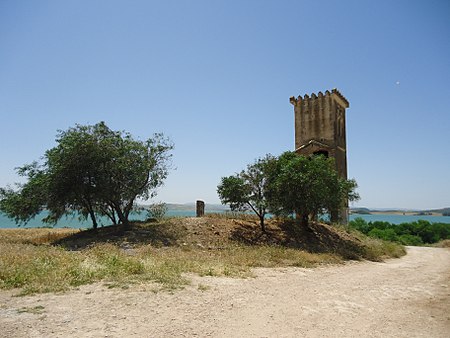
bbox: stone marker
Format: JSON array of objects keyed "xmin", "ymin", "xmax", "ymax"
[{"xmin": 196, "ymin": 200, "xmax": 205, "ymax": 217}]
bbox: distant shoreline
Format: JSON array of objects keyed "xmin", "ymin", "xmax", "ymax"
[
  {"xmin": 350, "ymin": 206, "xmax": 449, "ymax": 217},
  {"xmin": 358, "ymin": 211, "xmax": 443, "ymax": 216}
]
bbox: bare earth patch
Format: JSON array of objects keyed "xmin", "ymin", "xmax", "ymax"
[{"xmin": 0, "ymin": 246, "xmax": 448, "ymax": 337}]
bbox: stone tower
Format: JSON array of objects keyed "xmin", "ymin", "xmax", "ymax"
[{"xmin": 289, "ymin": 88, "xmax": 349, "ymax": 222}]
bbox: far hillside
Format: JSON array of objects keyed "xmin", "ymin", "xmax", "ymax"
[
  {"xmin": 426, "ymin": 207, "xmax": 450, "ymax": 215},
  {"xmin": 350, "ymin": 207, "xmax": 450, "ymax": 216}
]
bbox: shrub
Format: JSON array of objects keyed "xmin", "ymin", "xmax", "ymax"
[
  {"xmin": 367, "ymin": 228, "xmax": 398, "ymax": 242},
  {"xmin": 350, "ymin": 219, "xmax": 449, "ymax": 245},
  {"xmin": 147, "ymin": 202, "xmax": 168, "ymax": 221},
  {"xmin": 348, "ymin": 217, "xmax": 371, "ymax": 234},
  {"xmin": 397, "ymin": 234, "xmax": 423, "ymax": 246}
]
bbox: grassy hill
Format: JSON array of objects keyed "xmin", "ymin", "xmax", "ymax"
[{"xmin": 0, "ymin": 215, "xmax": 405, "ymax": 295}]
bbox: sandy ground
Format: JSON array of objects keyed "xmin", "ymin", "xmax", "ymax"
[{"xmin": 1, "ymin": 246, "xmax": 449, "ymax": 338}]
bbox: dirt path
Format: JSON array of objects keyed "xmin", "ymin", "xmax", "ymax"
[{"xmin": 1, "ymin": 246, "xmax": 449, "ymax": 337}]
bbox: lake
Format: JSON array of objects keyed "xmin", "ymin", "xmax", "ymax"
[
  {"xmin": 0, "ymin": 210, "xmax": 449, "ymax": 229},
  {"xmin": 0, "ymin": 209, "xmax": 201, "ymax": 229}
]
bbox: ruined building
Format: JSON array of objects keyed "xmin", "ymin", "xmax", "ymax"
[{"xmin": 289, "ymin": 88, "xmax": 349, "ymax": 223}]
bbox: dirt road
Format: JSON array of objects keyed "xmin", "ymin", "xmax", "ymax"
[{"xmin": 1, "ymin": 246, "xmax": 449, "ymax": 337}]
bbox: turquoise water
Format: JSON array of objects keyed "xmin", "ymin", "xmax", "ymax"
[
  {"xmin": 1, "ymin": 210, "xmax": 449, "ymax": 229},
  {"xmin": 0, "ymin": 209, "xmax": 203, "ymax": 229}
]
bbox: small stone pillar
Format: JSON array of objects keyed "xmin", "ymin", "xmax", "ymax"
[{"xmin": 196, "ymin": 200, "xmax": 205, "ymax": 217}]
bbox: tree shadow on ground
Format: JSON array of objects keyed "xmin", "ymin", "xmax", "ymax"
[
  {"xmin": 230, "ymin": 219, "xmax": 366, "ymax": 259},
  {"xmin": 279, "ymin": 220, "xmax": 366, "ymax": 259},
  {"xmin": 52, "ymin": 217, "xmax": 367, "ymax": 259},
  {"xmin": 229, "ymin": 222, "xmax": 286, "ymax": 246},
  {"xmin": 53, "ymin": 221, "xmax": 183, "ymax": 250}
]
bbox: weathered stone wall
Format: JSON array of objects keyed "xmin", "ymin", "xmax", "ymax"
[{"xmin": 290, "ymin": 88, "xmax": 349, "ymax": 181}]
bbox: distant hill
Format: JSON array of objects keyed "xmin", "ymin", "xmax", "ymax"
[
  {"xmin": 162, "ymin": 203, "xmax": 230, "ymax": 212},
  {"xmin": 350, "ymin": 207, "xmax": 372, "ymax": 214},
  {"xmin": 425, "ymin": 207, "xmax": 450, "ymax": 215},
  {"xmin": 351, "ymin": 207, "xmax": 450, "ymax": 216}
]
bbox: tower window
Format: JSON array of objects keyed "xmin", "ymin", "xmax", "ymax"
[{"xmin": 313, "ymin": 150, "xmax": 329, "ymax": 158}]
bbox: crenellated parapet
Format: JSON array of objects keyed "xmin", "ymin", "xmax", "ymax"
[
  {"xmin": 331, "ymin": 88, "xmax": 349, "ymax": 108},
  {"xmin": 289, "ymin": 88, "xmax": 349, "ymax": 108}
]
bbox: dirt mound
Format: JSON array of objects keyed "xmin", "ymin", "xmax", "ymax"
[{"xmin": 52, "ymin": 216, "xmax": 380, "ymax": 260}]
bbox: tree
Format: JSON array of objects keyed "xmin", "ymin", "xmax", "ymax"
[
  {"xmin": 217, "ymin": 156, "xmax": 274, "ymax": 232},
  {"xmin": 0, "ymin": 122, "xmax": 173, "ymax": 229},
  {"xmin": 0, "ymin": 162, "xmax": 48, "ymax": 225},
  {"xmin": 266, "ymin": 152, "xmax": 359, "ymax": 228}
]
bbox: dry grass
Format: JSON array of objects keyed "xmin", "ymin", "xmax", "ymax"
[
  {"xmin": 356, "ymin": 236, "xmax": 406, "ymax": 260},
  {"xmin": 205, "ymin": 212, "xmax": 260, "ymax": 222},
  {"xmin": 0, "ymin": 241, "xmax": 341, "ymax": 295},
  {"xmin": 0, "ymin": 228, "xmax": 80, "ymax": 245},
  {"xmin": 331, "ymin": 224, "xmax": 407, "ymax": 261},
  {"xmin": 433, "ymin": 239, "xmax": 450, "ymax": 248},
  {"xmin": 0, "ymin": 217, "xmax": 405, "ymax": 295}
]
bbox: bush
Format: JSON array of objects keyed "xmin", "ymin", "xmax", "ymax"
[
  {"xmin": 348, "ymin": 217, "xmax": 371, "ymax": 234},
  {"xmin": 370, "ymin": 221, "xmax": 391, "ymax": 231},
  {"xmin": 397, "ymin": 234, "xmax": 423, "ymax": 246},
  {"xmin": 368, "ymin": 228, "xmax": 398, "ymax": 242},
  {"xmin": 147, "ymin": 202, "xmax": 168, "ymax": 221},
  {"xmin": 349, "ymin": 218, "xmax": 449, "ymax": 245}
]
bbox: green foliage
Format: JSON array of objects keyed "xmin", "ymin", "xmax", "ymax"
[
  {"xmin": 397, "ymin": 234, "xmax": 423, "ymax": 246},
  {"xmin": 0, "ymin": 163, "xmax": 49, "ymax": 225},
  {"xmin": 266, "ymin": 152, "xmax": 359, "ymax": 226},
  {"xmin": 218, "ymin": 152, "xmax": 359, "ymax": 229},
  {"xmin": 369, "ymin": 221, "xmax": 391, "ymax": 231},
  {"xmin": 368, "ymin": 228, "xmax": 398, "ymax": 242},
  {"xmin": 348, "ymin": 217, "xmax": 371, "ymax": 234},
  {"xmin": 0, "ymin": 122, "xmax": 173, "ymax": 228},
  {"xmin": 217, "ymin": 155, "xmax": 274, "ymax": 232},
  {"xmin": 217, "ymin": 176, "xmax": 250, "ymax": 211},
  {"xmin": 348, "ymin": 217, "xmax": 450, "ymax": 245}
]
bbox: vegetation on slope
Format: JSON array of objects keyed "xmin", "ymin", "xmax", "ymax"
[{"xmin": 0, "ymin": 216, "xmax": 404, "ymax": 295}]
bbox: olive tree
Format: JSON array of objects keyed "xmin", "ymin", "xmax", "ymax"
[
  {"xmin": 266, "ymin": 152, "xmax": 359, "ymax": 227},
  {"xmin": 217, "ymin": 155, "xmax": 274, "ymax": 232},
  {"xmin": 0, "ymin": 122, "xmax": 173, "ymax": 229}
]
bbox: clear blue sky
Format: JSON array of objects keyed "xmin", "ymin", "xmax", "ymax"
[{"xmin": 0, "ymin": 0, "xmax": 449, "ymax": 210}]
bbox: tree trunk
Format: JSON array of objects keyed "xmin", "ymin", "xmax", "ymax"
[
  {"xmin": 114, "ymin": 206, "xmax": 130, "ymax": 230},
  {"xmin": 259, "ymin": 216, "xmax": 266, "ymax": 233},
  {"xmin": 330, "ymin": 210, "xmax": 339, "ymax": 224},
  {"xmin": 301, "ymin": 213, "xmax": 309, "ymax": 229},
  {"xmin": 102, "ymin": 205, "xmax": 117, "ymax": 225},
  {"xmin": 88, "ymin": 209, "xmax": 98, "ymax": 229},
  {"xmin": 108, "ymin": 204, "xmax": 118, "ymax": 225},
  {"xmin": 83, "ymin": 199, "xmax": 98, "ymax": 230}
]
